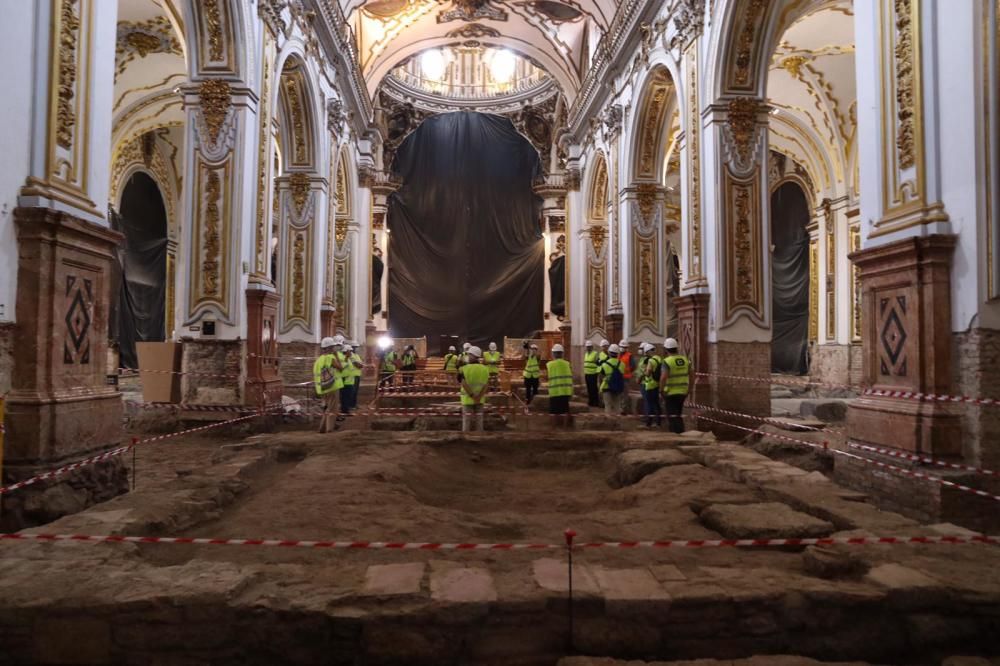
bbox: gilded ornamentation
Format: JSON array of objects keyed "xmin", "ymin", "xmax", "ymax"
[
  {"xmin": 292, "ymin": 231, "xmax": 306, "ymax": 316},
  {"xmin": 824, "ymin": 200, "xmax": 836, "ymax": 339},
  {"xmin": 589, "ymin": 156, "xmax": 608, "ymax": 221},
  {"xmin": 372, "ymin": 212, "xmax": 385, "ymax": 229},
  {"xmin": 589, "ymin": 266, "xmax": 605, "ymax": 335},
  {"xmin": 202, "ymin": 170, "xmax": 222, "ymax": 297},
  {"xmin": 850, "ymin": 225, "xmax": 861, "ymax": 341},
  {"xmin": 894, "ymin": 0, "xmax": 915, "ymax": 169},
  {"xmin": 733, "ymin": 184, "xmax": 753, "ymax": 303},
  {"xmin": 335, "ymin": 218, "xmax": 349, "ymax": 249},
  {"xmin": 205, "ymin": 0, "xmax": 224, "ymax": 62},
  {"xmin": 198, "ymin": 79, "xmax": 232, "ymax": 146},
  {"xmin": 56, "ymin": 0, "xmax": 81, "ymax": 150},
  {"xmin": 438, "ymin": 0, "xmax": 507, "ymax": 23},
  {"xmin": 115, "ymin": 17, "xmax": 181, "ymax": 77},
  {"xmin": 687, "ymin": 47, "xmax": 702, "ymax": 280},
  {"xmin": 635, "ymin": 183, "xmax": 659, "ymax": 226},
  {"xmin": 637, "ymin": 73, "xmax": 671, "ymax": 178},
  {"xmin": 335, "ymin": 160, "xmax": 349, "ymax": 216},
  {"xmin": 726, "ymin": 97, "xmax": 762, "ymax": 168},
  {"xmin": 166, "ymin": 251, "xmax": 176, "ymax": 336},
  {"xmin": 670, "ymin": 0, "xmax": 704, "ymax": 50},
  {"xmin": 254, "ymin": 53, "xmax": 273, "ymax": 277},
  {"xmin": 283, "ymin": 75, "xmax": 308, "ymax": 165},
  {"xmin": 638, "ymin": 241, "xmax": 655, "ymax": 321},
  {"xmin": 732, "ymin": 0, "xmax": 767, "ymax": 88},
  {"xmin": 335, "ymin": 261, "xmax": 348, "ymax": 324},
  {"xmin": 588, "ymin": 225, "xmax": 607, "ymax": 258},
  {"xmin": 809, "ymin": 240, "xmax": 819, "ymax": 341},
  {"xmin": 289, "ymin": 172, "xmax": 311, "ymax": 216},
  {"xmin": 779, "ymin": 55, "xmax": 809, "ymax": 77}
]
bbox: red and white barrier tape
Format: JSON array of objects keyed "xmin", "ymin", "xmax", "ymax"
[
  {"xmin": 847, "ymin": 442, "xmax": 1000, "ymax": 479},
  {"xmin": 698, "ymin": 371, "xmax": 1000, "ymax": 408},
  {"xmin": 693, "ymin": 412, "xmax": 1000, "ymax": 503},
  {"xmin": 0, "ymin": 410, "xmax": 272, "ymax": 496},
  {"xmin": 1, "ymin": 532, "xmax": 995, "ymax": 549},
  {"xmin": 119, "ymin": 368, "xmax": 242, "ymax": 380},
  {"xmin": 687, "ymin": 402, "xmax": 830, "ymax": 433}
]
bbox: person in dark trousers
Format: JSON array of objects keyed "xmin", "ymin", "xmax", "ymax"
[
  {"xmin": 583, "ymin": 340, "xmax": 600, "ymax": 407},
  {"xmin": 401, "ymin": 344, "xmax": 418, "ymax": 386},
  {"xmin": 658, "ymin": 337, "xmax": 691, "ymax": 434},
  {"xmin": 636, "ymin": 342, "xmax": 663, "ymax": 427},
  {"xmin": 523, "ymin": 344, "xmax": 541, "ymax": 404}
]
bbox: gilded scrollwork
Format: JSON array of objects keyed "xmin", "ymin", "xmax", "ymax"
[
  {"xmin": 202, "ymin": 170, "xmax": 222, "ymax": 298},
  {"xmin": 289, "ymin": 172, "xmax": 311, "ymax": 217},
  {"xmin": 198, "ymin": 79, "xmax": 232, "ymax": 147},
  {"xmin": 893, "ymin": 0, "xmax": 915, "ymax": 169},
  {"xmin": 115, "ymin": 16, "xmax": 181, "ymax": 78},
  {"xmin": 56, "ymin": 0, "xmax": 81, "ymax": 150},
  {"xmin": 725, "ymin": 97, "xmax": 765, "ymax": 171}
]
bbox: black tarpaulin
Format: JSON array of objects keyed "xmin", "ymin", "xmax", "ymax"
[
  {"xmin": 372, "ymin": 253, "xmax": 384, "ymax": 316},
  {"xmin": 770, "ymin": 182, "xmax": 811, "ymax": 375},
  {"xmin": 549, "ymin": 255, "xmax": 565, "ymax": 318},
  {"xmin": 113, "ymin": 172, "xmax": 168, "ymax": 369},
  {"xmin": 387, "ymin": 112, "xmax": 543, "ymax": 346}
]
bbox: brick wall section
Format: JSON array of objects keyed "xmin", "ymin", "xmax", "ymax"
[
  {"xmin": 706, "ymin": 342, "xmax": 770, "ymax": 438},
  {"xmin": 953, "ymin": 328, "xmax": 1000, "ymax": 469},
  {"xmin": 810, "ymin": 344, "xmax": 848, "ymax": 386},
  {"xmin": 180, "ymin": 340, "xmax": 244, "ymax": 405},
  {"xmin": 0, "ymin": 322, "xmax": 13, "ymax": 397},
  {"xmin": 280, "ymin": 341, "xmax": 319, "ymax": 389}
]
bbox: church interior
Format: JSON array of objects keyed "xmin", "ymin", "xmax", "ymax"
[{"xmin": 1, "ymin": 0, "xmax": 1000, "ymax": 663}]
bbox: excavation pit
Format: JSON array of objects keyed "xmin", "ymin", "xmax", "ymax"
[{"xmin": 1, "ymin": 430, "xmax": 999, "ymax": 665}]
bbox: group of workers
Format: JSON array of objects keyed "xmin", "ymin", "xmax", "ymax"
[
  {"xmin": 313, "ymin": 335, "xmax": 690, "ymax": 434},
  {"xmin": 582, "ymin": 337, "xmax": 691, "ymax": 433},
  {"xmin": 311, "ymin": 335, "xmax": 365, "ymax": 433}
]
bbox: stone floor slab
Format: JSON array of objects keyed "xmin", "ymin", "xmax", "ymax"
[
  {"xmin": 591, "ymin": 566, "xmax": 671, "ymax": 601},
  {"xmin": 430, "ymin": 566, "xmax": 498, "ymax": 603},
  {"xmin": 361, "ymin": 563, "xmax": 425, "ymax": 597},
  {"xmin": 532, "ymin": 557, "xmax": 600, "ymax": 595},
  {"xmin": 700, "ymin": 502, "xmax": 835, "ymax": 539}
]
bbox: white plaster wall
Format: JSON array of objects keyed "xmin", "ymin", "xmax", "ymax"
[{"xmin": 0, "ymin": 0, "xmax": 37, "ymax": 324}]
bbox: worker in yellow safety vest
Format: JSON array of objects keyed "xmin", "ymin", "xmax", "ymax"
[
  {"xmin": 444, "ymin": 345, "xmax": 460, "ymax": 383},
  {"xmin": 459, "ymin": 346, "xmax": 490, "ymax": 432},
  {"xmin": 342, "ymin": 343, "xmax": 364, "ymax": 415},
  {"xmin": 313, "ymin": 336, "xmax": 345, "ymax": 433},
  {"xmin": 637, "ymin": 342, "xmax": 663, "ymax": 428},
  {"xmin": 583, "ymin": 340, "xmax": 600, "ymax": 408},
  {"xmin": 401, "ymin": 345, "xmax": 418, "ymax": 386},
  {"xmin": 523, "ymin": 344, "xmax": 542, "ymax": 405},
  {"xmin": 483, "ymin": 342, "xmax": 502, "ymax": 389},
  {"xmin": 599, "ymin": 343, "xmax": 627, "ymax": 417},
  {"xmin": 546, "ymin": 343, "xmax": 574, "ymax": 428},
  {"xmin": 658, "ymin": 337, "xmax": 691, "ymax": 434},
  {"xmin": 380, "ymin": 343, "xmax": 400, "ymax": 388}
]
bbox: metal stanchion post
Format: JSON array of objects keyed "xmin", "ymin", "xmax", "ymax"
[{"xmin": 564, "ymin": 528, "xmax": 576, "ymax": 653}]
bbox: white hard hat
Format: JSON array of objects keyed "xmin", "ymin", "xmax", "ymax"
[
  {"xmin": 530, "ymin": 344, "xmax": 539, "ymax": 349},
  {"xmin": 344, "ymin": 345, "xmax": 353, "ymax": 352},
  {"xmin": 320, "ymin": 337, "xmax": 336, "ymax": 349},
  {"xmin": 448, "ymin": 345, "xmax": 456, "ymax": 352},
  {"xmin": 643, "ymin": 342, "xmax": 655, "ymax": 353},
  {"xmin": 619, "ymin": 339, "xmax": 629, "ymax": 347},
  {"xmin": 463, "ymin": 342, "xmax": 471, "ymax": 350},
  {"xmin": 489, "ymin": 342, "xmax": 497, "ymax": 351},
  {"xmin": 600, "ymin": 339, "xmax": 610, "ymax": 347},
  {"xmin": 585, "ymin": 340, "xmax": 593, "ymax": 347},
  {"xmin": 664, "ymin": 337, "xmax": 679, "ymax": 350},
  {"xmin": 551, "ymin": 343, "xmax": 565, "ymax": 353},
  {"xmin": 608, "ymin": 344, "xmax": 621, "ymax": 354},
  {"xmin": 332, "ymin": 334, "xmax": 345, "ymax": 345},
  {"xmin": 468, "ymin": 345, "xmax": 483, "ymax": 358}
]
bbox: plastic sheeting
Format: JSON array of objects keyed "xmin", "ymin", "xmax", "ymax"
[
  {"xmin": 770, "ymin": 182, "xmax": 811, "ymax": 375},
  {"xmin": 548, "ymin": 255, "xmax": 565, "ymax": 318},
  {"xmin": 113, "ymin": 172, "xmax": 168, "ymax": 369},
  {"xmin": 386, "ymin": 112, "xmax": 543, "ymax": 346}
]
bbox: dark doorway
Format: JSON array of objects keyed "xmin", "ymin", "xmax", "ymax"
[
  {"xmin": 114, "ymin": 172, "xmax": 168, "ymax": 369},
  {"xmin": 770, "ymin": 181, "xmax": 811, "ymax": 375},
  {"xmin": 386, "ymin": 112, "xmax": 544, "ymax": 347}
]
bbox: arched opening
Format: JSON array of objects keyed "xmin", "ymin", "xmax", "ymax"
[
  {"xmin": 114, "ymin": 172, "xmax": 169, "ymax": 369},
  {"xmin": 770, "ymin": 181, "xmax": 811, "ymax": 375},
  {"xmin": 386, "ymin": 112, "xmax": 544, "ymax": 345},
  {"xmin": 585, "ymin": 152, "xmax": 609, "ymax": 339}
]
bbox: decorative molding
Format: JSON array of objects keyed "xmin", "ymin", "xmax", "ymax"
[
  {"xmin": 437, "ymin": 0, "xmax": 508, "ymax": 23},
  {"xmin": 204, "ymin": 0, "xmax": 225, "ymax": 63},
  {"xmin": 56, "ymin": 0, "xmax": 81, "ymax": 150},
  {"xmin": 201, "ymin": 169, "xmax": 222, "ymax": 298},
  {"xmin": 729, "ymin": 0, "xmax": 768, "ymax": 91},
  {"xmin": 685, "ymin": 45, "xmax": 703, "ymax": 284},
  {"xmin": 850, "ymin": 224, "xmax": 861, "ymax": 342},
  {"xmin": 670, "ymin": 0, "xmax": 704, "ymax": 51},
  {"xmin": 259, "ymin": 0, "xmax": 288, "ymax": 37},
  {"xmin": 115, "ymin": 16, "xmax": 181, "ymax": 78},
  {"xmin": 824, "ymin": 199, "xmax": 836, "ymax": 340},
  {"xmin": 288, "ymin": 172, "xmax": 312, "ymax": 218},
  {"xmin": 197, "ymin": 79, "xmax": 233, "ymax": 151},
  {"xmin": 809, "ymin": 238, "xmax": 819, "ymax": 341},
  {"xmin": 893, "ymin": 0, "xmax": 915, "ymax": 170},
  {"xmin": 635, "ymin": 70, "xmax": 672, "ymax": 180},
  {"xmin": 723, "ymin": 170, "xmax": 764, "ymax": 322},
  {"xmin": 445, "ymin": 23, "xmax": 501, "ymax": 39},
  {"xmin": 725, "ymin": 97, "xmax": 765, "ymax": 169},
  {"xmin": 253, "ymin": 47, "xmax": 275, "ymax": 280}
]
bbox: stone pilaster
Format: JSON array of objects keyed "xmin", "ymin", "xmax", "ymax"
[
  {"xmin": 245, "ymin": 289, "xmax": 281, "ymax": 409},
  {"xmin": 675, "ymin": 293, "xmax": 710, "ymax": 404},
  {"xmin": 847, "ymin": 235, "xmax": 960, "ymax": 456},
  {"xmin": 5, "ymin": 209, "xmax": 123, "ymax": 464}
]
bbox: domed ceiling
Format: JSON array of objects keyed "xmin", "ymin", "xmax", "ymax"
[{"xmin": 340, "ymin": 0, "xmax": 618, "ymax": 103}]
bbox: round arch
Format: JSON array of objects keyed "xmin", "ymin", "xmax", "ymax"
[{"xmin": 627, "ymin": 64, "xmax": 680, "ymax": 184}]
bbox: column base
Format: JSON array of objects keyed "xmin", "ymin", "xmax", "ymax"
[
  {"xmin": 605, "ymin": 313, "xmax": 623, "ymax": 345},
  {"xmin": 847, "ymin": 396, "xmax": 961, "ymax": 456},
  {"xmin": 676, "ymin": 294, "xmax": 710, "ymax": 405},
  {"xmin": 4, "ymin": 389, "xmax": 122, "ymax": 463},
  {"xmin": 179, "ymin": 339, "xmax": 244, "ymax": 406}
]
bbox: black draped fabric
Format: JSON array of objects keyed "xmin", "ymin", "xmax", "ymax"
[
  {"xmin": 770, "ymin": 182, "xmax": 811, "ymax": 375},
  {"xmin": 548, "ymin": 255, "xmax": 565, "ymax": 317},
  {"xmin": 387, "ymin": 112, "xmax": 543, "ymax": 345},
  {"xmin": 113, "ymin": 172, "xmax": 168, "ymax": 369},
  {"xmin": 371, "ymin": 253, "xmax": 384, "ymax": 315}
]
